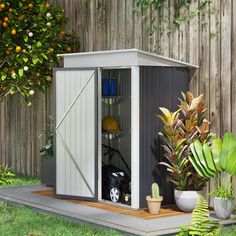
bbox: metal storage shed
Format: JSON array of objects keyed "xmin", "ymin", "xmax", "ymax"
[{"xmin": 54, "ymin": 49, "xmax": 198, "ymax": 209}]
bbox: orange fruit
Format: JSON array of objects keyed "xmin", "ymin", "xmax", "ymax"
[
  {"xmin": 16, "ymin": 46, "xmax": 21, "ymax": 52},
  {"xmin": 60, "ymin": 30, "xmax": 65, "ymax": 36},
  {"xmin": 5, "ymin": 50, "xmax": 11, "ymax": 55},
  {"xmin": 45, "ymin": 2, "xmax": 50, "ymax": 9},
  {"xmin": 11, "ymin": 29, "xmax": 16, "ymax": 35},
  {"xmin": 9, "ymin": 8, "xmax": 13, "ymax": 13},
  {"xmin": 28, "ymin": 3, "xmax": 33, "ymax": 9},
  {"xmin": 3, "ymin": 22, "xmax": 8, "ymax": 28},
  {"xmin": 4, "ymin": 17, "xmax": 9, "ymax": 22},
  {"xmin": 66, "ymin": 47, "xmax": 72, "ymax": 53},
  {"xmin": 0, "ymin": 3, "xmax": 5, "ymax": 9}
]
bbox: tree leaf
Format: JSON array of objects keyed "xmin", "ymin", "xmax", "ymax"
[
  {"xmin": 194, "ymin": 140, "xmax": 214, "ymax": 177},
  {"xmin": 1, "ymin": 74, "xmax": 7, "ymax": 81},
  {"xmin": 18, "ymin": 69, "xmax": 23, "ymax": 77},
  {"xmin": 190, "ymin": 143, "xmax": 211, "ymax": 178},
  {"xmin": 23, "ymin": 35, "xmax": 28, "ymax": 42},
  {"xmin": 202, "ymin": 143, "xmax": 216, "ymax": 172},
  {"xmin": 220, "ymin": 132, "xmax": 236, "ymax": 170},
  {"xmin": 23, "ymin": 57, "xmax": 28, "ymax": 63},
  {"xmin": 211, "ymin": 138, "xmax": 222, "ymax": 171},
  {"xmin": 32, "ymin": 56, "xmax": 38, "ymax": 65}
]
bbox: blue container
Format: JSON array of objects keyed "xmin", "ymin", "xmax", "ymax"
[
  {"xmin": 102, "ymin": 76, "xmax": 110, "ymax": 96},
  {"xmin": 110, "ymin": 76, "xmax": 117, "ymax": 96}
]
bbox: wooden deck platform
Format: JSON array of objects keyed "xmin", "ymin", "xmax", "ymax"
[{"xmin": 33, "ymin": 189, "xmax": 185, "ymax": 220}]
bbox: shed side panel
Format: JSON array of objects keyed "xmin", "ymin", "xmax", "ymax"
[{"xmin": 139, "ymin": 67, "xmax": 189, "ymax": 208}]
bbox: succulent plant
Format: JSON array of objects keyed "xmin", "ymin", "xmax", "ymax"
[{"xmin": 151, "ymin": 183, "xmax": 160, "ymax": 198}]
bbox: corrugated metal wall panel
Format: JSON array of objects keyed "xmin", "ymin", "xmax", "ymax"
[
  {"xmin": 55, "ymin": 70, "xmax": 96, "ymax": 198},
  {"xmin": 139, "ymin": 67, "xmax": 189, "ymax": 208}
]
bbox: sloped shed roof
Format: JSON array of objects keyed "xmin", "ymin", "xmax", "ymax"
[{"xmin": 58, "ymin": 49, "xmax": 199, "ymax": 69}]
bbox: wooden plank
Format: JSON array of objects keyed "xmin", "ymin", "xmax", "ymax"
[
  {"xmin": 125, "ymin": 0, "xmax": 134, "ymax": 48},
  {"xmin": 232, "ymin": 0, "xmax": 236, "ymax": 135},
  {"xmin": 189, "ymin": 0, "xmax": 200, "ymax": 96},
  {"xmin": 16, "ymin": 93, "xmax": 21, "ymax": 173},
  {"xmin": 117, "ymin": 0, "xmax": 126, "ymax": 49},
  {"xmin": 208, "ymin": 0, "xmax": 221, "ymax": 206},
  {"xmin": 20, "ymin": 97, "xmax": 26, "ymax": 174},
  {"xmin": 178, "ymin": 6, "xmax": 187, "ymax": 61},
  {"xmin": 169, "ymin": 0, "xmax": 179, "ymax": 59},
  {"xmin": 160, "ymin": 0, "xmax": 170, "ymax": 57},
  {"xmin": 209, "ymin": 0, "xmax": 221, "ymax": 137},
  {"xmin": 231, "ymin": 0, "xmax": 236, "ymax": 198},
  {"xmin": 220, "ymin": 0, "xmax": 232, "ymax": 133},
  {"xmin": 134, "ymin": 2, "xmax": 142, "ymax": 49},
  {"xmin": 110, "ymin": 0, "xmax": 118, "ymax": 50}
]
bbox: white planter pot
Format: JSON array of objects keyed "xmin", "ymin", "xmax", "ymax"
[
  {"xmin": 174, "ymin": 189, "xmax": 203, "ymax": 212},
  {"xmin": 213, "ymin": 197, "xmax": 234, "ymax": 219}
]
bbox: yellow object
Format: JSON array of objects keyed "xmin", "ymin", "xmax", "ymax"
[
  {"xmin": 28, "ymin": 3, "xmax": 33, "ymax": 9},
  {"xmin": 3, "ymin": 22, "xmax": 8, "ymax": 28},
  {"xmin": 4, "ymin": 17, "xmax": 9, "ymax": 22},
  {"xmin": 102, "ymin": 116, "xmax": 120, "ymax": 133},
  {"xmin": 45, "ymin": 2, "xmax": 50, "ymax": 9},
  {"xmin": 11, "ymin": 29, "xmax": 17, "ymax": 35},
  {"xmin": 16, "ymin": 46, "xmax": 21, "ymax": 52},
  {"xmin": 0, "ymin": 3, "xmax": 5, "ymax": 9},
  {"xmin": 66, "ymin": 47, "xmax": 72, "ymax": 53}
]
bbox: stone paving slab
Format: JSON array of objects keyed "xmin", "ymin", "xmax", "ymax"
[{"xmin": 0, "ymin": 185, "xmax": 235, "ymax": 236}]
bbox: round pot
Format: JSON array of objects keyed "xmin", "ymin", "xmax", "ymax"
[
  {"xmin": 146, "ymin": 195, "xmax": 163, "ymax": 214},
  {"xmin": 213, "ymin": 197, "xmax": 234, "ymax": 219},
  {"xmin": 174, "ymin": 189, "xmax": 203, "ymax": 212}
]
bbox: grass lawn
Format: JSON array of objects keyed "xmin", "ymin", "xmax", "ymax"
[
  {"xmin": 0, "ymin": 174, "xmax": 122, "ymax": 235},
  {"xmin": 0, "ymin": 173, "xmax": 40, "ymax": 188},
  {"xmin": 11, "ymin": 173, "xmax": 40, "ymax": 186},
  {"xmin": 220, "ymin": 225, "xmax": 236, "ymax": 236},
  {"xmin": 0, "ymin": 201, "xmax": 122, "ymax": 236}
]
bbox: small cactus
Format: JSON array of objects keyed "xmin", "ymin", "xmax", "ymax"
[{"xmin": 151, "ymin": 183, "xmax": 160, "ymax": 198}]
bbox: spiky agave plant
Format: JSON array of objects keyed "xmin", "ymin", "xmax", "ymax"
[{"xmin": 158, "ymin": 92, "xmax": 211, "ymax": 191}]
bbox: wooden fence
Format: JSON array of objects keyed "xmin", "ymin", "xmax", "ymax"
[{"xmin": 0, "ymin": 0, "xmax": 235, "ymax": 181}]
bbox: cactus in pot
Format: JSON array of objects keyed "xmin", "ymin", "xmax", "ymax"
[{"xmin": 146, "ymin": 183, "xmax": 163, "ymax": 214}]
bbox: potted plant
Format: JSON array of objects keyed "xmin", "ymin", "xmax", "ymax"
[
  {"xmin": 158, "ymin": 92, "xmax": 211, "ymax": 212},
  {"xmin": 210, "ymin": 175, "xmax": 234, "ymax": 220},
  {"xmin": 146, "ymin": 183, "xmax": 163, "ymax": 214},
  {"xmin": 189, "ymin": 132, "xmax": 236, "ymax": 219},
  {"xmin": 39, "ymin": 116, "xmax": 55, "ymax": 187}
]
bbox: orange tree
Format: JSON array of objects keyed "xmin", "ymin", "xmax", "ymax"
[{"xmin": 0, "ymin": 0, "xmax": 75, "ymax": 104}]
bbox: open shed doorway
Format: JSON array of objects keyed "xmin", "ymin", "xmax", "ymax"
[{"xmin": 100, "ymin": 68, "xmax": 132, "ymax": 207}]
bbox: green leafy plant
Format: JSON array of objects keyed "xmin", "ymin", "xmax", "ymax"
[
  {"xmin": 177, "ymin": 195, "xmax": 221, "ymax": 236},
  {"xmin": 0, "ymin": 165, "xmax": 15, "ymax": 185},
  {"xmin": 39, "ymin": 116, "xmax": 54, "ymax": 157},
  {"xmin": 0, "ymin": 0, "xmax": 76, "ymax": 103},
  {"xmin": 189, "ymin": 132, "xmax": 236, "ymax": 177},
  {"xmin": 134, "ymin": 0, "xmax": 215, "ymax": 50},
  {"xmin": 158, "ymin": 92, "xmax": 211, "ymax": 190}
]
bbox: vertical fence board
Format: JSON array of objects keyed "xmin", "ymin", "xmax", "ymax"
[
  {"xmin": 189, "ymin": 0, "xmax": 200, "ymax": 96},
  {"xmin": 220, "ymin": 0, "xmax": 232, "ymax": 133}
]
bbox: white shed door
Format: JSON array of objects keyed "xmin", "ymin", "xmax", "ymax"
[{"xmin": 55, "ymin": 69, "xmax": 97, "ymax": 200}]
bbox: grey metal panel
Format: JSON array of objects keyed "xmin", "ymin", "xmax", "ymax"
[
  {"xmin": 139, "ymin": 67, "xmax": 189, "ymax": 208},
  {"xmin": 54, "ymin": 68, "xmax": 98, "ymax": 201}
]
